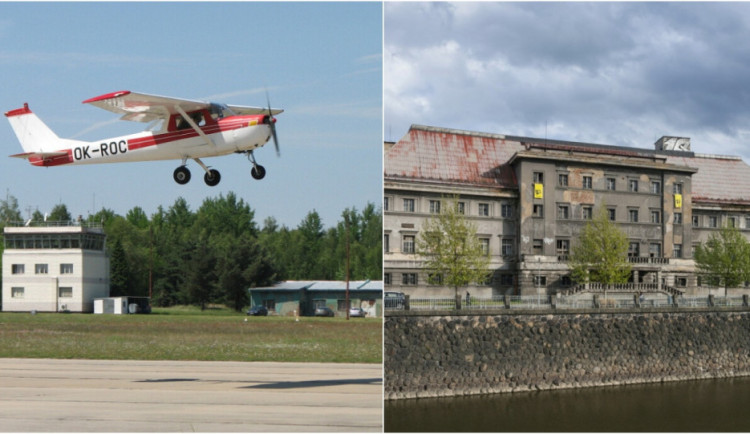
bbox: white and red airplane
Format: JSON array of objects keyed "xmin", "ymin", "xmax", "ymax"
[{"xmin": 4, "ymin": 91, "xmax": 282, "ymax": 186}]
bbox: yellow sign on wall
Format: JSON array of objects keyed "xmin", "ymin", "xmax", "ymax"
[
  {"xmin": 674, "ymin": 193, "xmax": 682, "ymax": 209},
  {"xmin": 533, "ymin": 183, "xmax": 544, "ymax": 199}
]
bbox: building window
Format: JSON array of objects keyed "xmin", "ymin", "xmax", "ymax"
[
  {"xmin": 403, "ymin": 198, "xmax": 415, "ymax": 213},
  {"xmin": 402, "ymin": 273, "xmax": 418, "ymax": 285},
  {"xmin": 628, "ymin": 242, "xmax": 640, "ymax": 258},
  {"xmin": 649, "ymin": 243, "xmax": 661, "ymax": 258},
  {"xmin": 35, "ymin": 264, "xmax": 48, "ymax": 274},
  {"xmin": 650, "ymin": 181, "xmax": 661, "ymax": 194},
  {"xmin": 429, "ymin": 200, "xmax": 441, "ymax": 214},
  {"xmin": 457, "ymin": 202, "xmax": 465, "ymax": 214},
  {"xmin": 479, "ymin": 238, "xmax": 490, "ymax": 255},
  {"xmin": 533, "ymin": 204, "xmax": 544, "ymax": 218},
  {"xmin": 384, "ymin": 197, "xmax": 389, "ymax": 211},
  {"xmin": 629, "ymin": 209, "xmax": 639, "ymax": 223},
  {"xmin": 11, "ymin": 264, "xmax": 25, "ymax": 274},
  {"xmin": 693, "ymin": 215, "xmax": 700, "ymax": 227},
  {"xmin": 402, "ymin": 235, "xmax": 415, "ymax": 254},
  {"xmin": 337, "ymin": 299, "xmax": 348, "ymax": 312},
  {"xmin": 384, "ymin": 273, "xmax": 391, "ymax": 285},
  {"xmin": 502, "ymin": 239, "xmax": 514, "ymax": 256},
  {"xmin": 582, "ymin": 176, "xmax": 592, "ymax": 189},
  {"xmin": 746, "ymin": 216, "xmax": 750, "ymax": 229},
  {"xmin": 708, "ymin": 216, "xmax": 718, "ymax": 228},
  {"xmin": 561, "ymin": 275, "xmax": 572, "ymax": 286},
  {"xmin": 629, "ymin": 179, "xmax": 639, "ymax": 192},
  {"xmin": 674, "ymin": 183, "xmax": 683, "ymax": 194},
  {"xmin": 582, "ymin": 206, "xmax": 593, "ymax": 220},
  {"xmin": 608, "ymin": 208, "xmax": 616, "ymax": 221},
  {"xmin": 556, "ymin": 239, "xmax": 570, "ymax": 257},
  {"xmin": 606, "ymin": 177, "xmax": 616, "ymax": 191},
  {"xmin": 674, "ymin": 212, "xmax": 682, "ymax": 225},
  {"xmin": 675, "ymin": 276, "xmax": 687, "ymax": 287},
  {"xmin": 557, "ymin": 204, "xmax": 570, "ymax": 220},
  {"xmin": 478, "ymin": 203, "xmax": 490, "ymax": 217},
  {"xmin": 532, "ymin": 239, "xmax": 543, "ymax": 255},
  {"xmin": 384, "ymin": 234, "xmax": 389, "ymax": 253},
  {"xmin": 729, "ymin": 216, "xmax": 737, "ymax": 228},
  {"xmin": 58, "ymin": 287, "xmax": 73, "ymax": 298},
  {"xmin": 60, "ymin": 263, "xmax": 74, "ymax": 274},
  {"xmin": 533, "ymin": 275, "xmax": 547, "ymax": 287},
  {"xmin": 651, "ymin": 210, "xmax": 661, "ymax": 224},
  {"xmin": 674, "ymin": 244, "xmax": 683, "ymax": 258},
  {"xmin": 501, "ymin": 203, "xmax": 513, "ymax": 218},
  {"xmin": 533, "ymin": 172, "xmax": 544, "ymax": 184},
  {"xmin": 428, "ymin": 273, "xmax": 443, "ymax": 285},
  {"xmin": 558, "ymin": 173, "xmax": 568, "ymax": 186},
  {"xmin": 499, "ymin": 274, "xmax": 513, "ymax": 286},
  {"xmin": 11, "ymin": 287, "xmax": 24, "ymax": 298}
]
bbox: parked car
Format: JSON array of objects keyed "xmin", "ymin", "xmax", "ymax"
[
  {"xmin": 314, "ymin": 306, "xmax": 334, "ymax": 317},
  {"xmin": 385, "ymin": 291, "xmax": 406, "ymax": 309},
  {"xmin": 349, "ymin": 307, "xmax": 366, "ymax": 317},
  {"xmin": 246, "ymin": 305, "xmax": 268, "ymax": 316}
]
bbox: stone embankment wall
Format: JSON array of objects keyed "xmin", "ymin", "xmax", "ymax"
[{"xmin": 384, "ymin": 309, "xmax": 750, "ymax": 400}]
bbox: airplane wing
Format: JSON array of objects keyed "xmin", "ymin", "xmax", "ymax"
[
  {"xmin": 82, "ymin": 91, "xmax": 211, "ymax": 123},
  {"xmin": 226, "ymin": 104, "xmax": 284, "ymax": 116}
]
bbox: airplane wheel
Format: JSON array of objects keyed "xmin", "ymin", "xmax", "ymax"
[
  {"xmin": 174, "ymin": 166, "xmax": 191, "ymax": 185},
  {"xmin": 251, "ymin": 165, "xmax": 266, "ymax": 180},
  {"xmin": 204, "ymin": 169, "xmax": 221, "ymax": 186}
]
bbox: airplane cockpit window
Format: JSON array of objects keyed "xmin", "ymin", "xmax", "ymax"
[
  {"xmin": 177, "ymin": 112, "xmax": 205, "ymax": 130},
  {"xmin": 209, "ymin": 103, "xmax": 233, "ymax": 120}
]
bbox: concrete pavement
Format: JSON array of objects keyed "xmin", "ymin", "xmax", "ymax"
[{"xmin": 0, "ymin": 358, "xmax": 382, "ymax": 432}]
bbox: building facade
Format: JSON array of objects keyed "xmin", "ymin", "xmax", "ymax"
[
  {"xmin": 384, "ymin": 124, "xmax": 750, "ymax": 297},
  {"xmin": 2, "ymin": 223, "xmax": 109, "ymax": 312},
  {"xmin": 250, "ymin": 280, "xmax": 383, "ymax": 317}
]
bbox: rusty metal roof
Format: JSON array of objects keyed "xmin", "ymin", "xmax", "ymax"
[
  {"xmin": 387, "ymin": 124, "xmax": 750, "ymax": 205},
  {"xmin": 384, "ymin": 124, "xmax": 523, "ymax": 188},
  {"xmin": 666, "ymin": 153, "xmax": 750, "ymax": 205}
]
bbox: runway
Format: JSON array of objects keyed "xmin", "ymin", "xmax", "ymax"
[{"xmin": 0, "ymin": 358, "xmax": 382, "ymax": 432}]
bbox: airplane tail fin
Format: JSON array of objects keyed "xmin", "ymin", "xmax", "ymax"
[{"xmin": 5, "ymin": 103, "xmax": 64, "ymax": 153}]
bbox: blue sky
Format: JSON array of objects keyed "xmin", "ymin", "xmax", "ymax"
[{"xmin": 1, "ymin": 2, "xmax": 382, "ymax": 229}]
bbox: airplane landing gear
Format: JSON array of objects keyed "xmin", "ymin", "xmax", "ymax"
[
  {"xmin": 251, "ymin": 165, "xmax": 266, "ymax": 180},
  {"xmin": 204, "ymin": 169, "xmax": 221, "ymax": 186},
  {"xmin": 244, "ymin": 150, "xmax": 266, "ymax": 180},
  {"xmin": 174, "ymin": 166, "xmax": 191, "ymax": 185}
]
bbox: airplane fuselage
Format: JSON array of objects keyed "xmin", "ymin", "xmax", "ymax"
[{"xmin": 29, "ymin": 114, "xmax": 272, "ymax": 167}]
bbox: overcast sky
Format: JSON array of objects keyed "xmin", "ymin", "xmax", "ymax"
[
  {"xmin": 385, "ymin": 2, "xmax": 750, "ymax": 161},
  {"xmin": 1, "ymin": 2, "xmax": 381, "ymax": 229}
]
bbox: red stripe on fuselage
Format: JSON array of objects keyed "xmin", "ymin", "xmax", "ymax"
[{"xmin": 127, "ymin": 115, "xmax": 264, "ymax": 151}]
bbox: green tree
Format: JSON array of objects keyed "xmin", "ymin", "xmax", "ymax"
[
  {"xmin": 109, "ymin": 239, "xmax": 129, "ymax": 297},
  {"xmin": 569, "ymin": 206, "xmax": 631, "ymax": 285},
  {"xmin": 417, "ymin": 196, "xmax": 490, "ymax": 297},
  {"xmin": 48, "ymin": 204, "xmax": 72, "ymax": 222},
  {"xmin": 694, "ymin": 225, "xmax": 750, "ymax": 295}
]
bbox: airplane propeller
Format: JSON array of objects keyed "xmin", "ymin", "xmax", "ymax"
[{"xmin": 265, "ymin": 90, "xmax": 280, "ymax": 157}]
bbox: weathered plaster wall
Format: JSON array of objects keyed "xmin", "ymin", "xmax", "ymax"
[{"xmin": 384, "ymin": 309, "xmax": 750, "ymax": 400}]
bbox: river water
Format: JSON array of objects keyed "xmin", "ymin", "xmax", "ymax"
[{"xmin": 385, "ymin": 376, "xmax": 750, "ymax": 432}]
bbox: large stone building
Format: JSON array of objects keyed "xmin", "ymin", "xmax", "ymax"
[{"xmin": 384, "ymin": 124, "xmax": 750, "ymax": 297}]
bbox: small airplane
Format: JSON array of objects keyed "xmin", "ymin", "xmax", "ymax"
[{"xmin": 4, "ymin": 91, "xmax": 282, "ymax": 186}]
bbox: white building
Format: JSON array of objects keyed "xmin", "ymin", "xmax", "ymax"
[{"xmin": 2, "ymin": 223, "xmax": 109, "ymax": 312}]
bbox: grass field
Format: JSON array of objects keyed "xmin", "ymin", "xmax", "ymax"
[{"xmin": 0, "ymin": 306, "xmax": 382, "ymax": 363}]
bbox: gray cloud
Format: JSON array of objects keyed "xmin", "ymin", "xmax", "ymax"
[{"xmin": 385, "ymin": 2, "xmax": 750, "ymax": 160}]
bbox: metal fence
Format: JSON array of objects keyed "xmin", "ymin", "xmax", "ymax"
[{"xmin": 389, "ymin": 294, "xmax": 750, "ymax": 311}]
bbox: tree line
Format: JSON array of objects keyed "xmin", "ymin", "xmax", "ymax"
[{"xmin": 0, "ymin": 192, "xmax": 382, "ymax": 311}]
